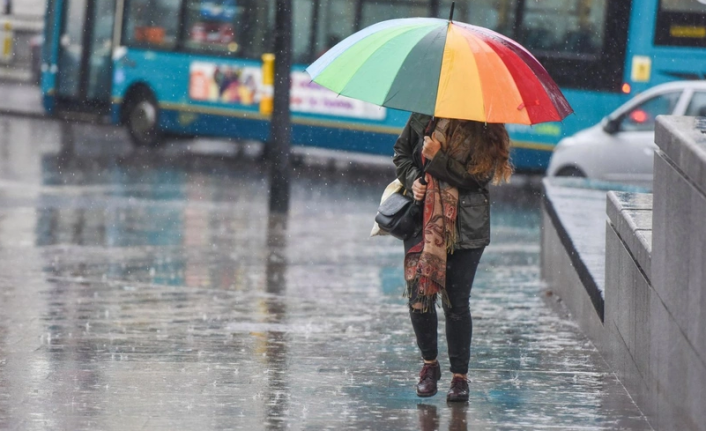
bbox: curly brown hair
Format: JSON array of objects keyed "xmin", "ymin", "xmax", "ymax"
[{"xmin": 468, "ymin": 121, "xmax": 513, "ymax": 185}]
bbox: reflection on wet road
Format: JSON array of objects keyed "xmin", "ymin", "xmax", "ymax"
[{"xmin": 0, "ymin": 118, "xmax": 651, "ymax": 430}]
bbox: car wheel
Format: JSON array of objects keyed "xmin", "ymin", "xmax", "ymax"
[
  {"xmin": 125, "ymin": 91, "xmax": 161, "ymax": 147},
  {"xmin": 555, "ymin": 166, "xmax": 586, "ymax": 178}
]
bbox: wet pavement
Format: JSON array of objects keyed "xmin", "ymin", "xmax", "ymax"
[{"xmin": 0, "ymin": 116, "xmax": 652, "ymax": 430}]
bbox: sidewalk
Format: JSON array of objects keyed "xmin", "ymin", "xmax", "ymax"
[{"xmin": 0, "ymin": 115, "xmax": 653, "ymax": 430}]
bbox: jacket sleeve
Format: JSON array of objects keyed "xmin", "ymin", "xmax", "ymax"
[
  {"xmin": 392, "ymin": 121, "xmax": 422, "ymax": 191},
  {"xmin": 425, "ymin": 150, "xmax": 489, "ymax": 191}
]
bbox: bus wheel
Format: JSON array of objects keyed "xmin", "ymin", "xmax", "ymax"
[
  {"xmin": 555, "ymin": 166, "xmax": 586, "ymax": 178},
  {"xmin": 125, "ymin": 92, "xmax": 161, "ymax": 147}
]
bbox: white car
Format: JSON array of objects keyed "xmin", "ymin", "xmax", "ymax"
[{"xmin": 546, "ymin": 81, "xmax": 706, "ymax": 187}]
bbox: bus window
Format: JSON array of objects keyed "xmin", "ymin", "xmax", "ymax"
[
  {"xmin": 519, "ymin": 0, "xmax": 607, "ymax": 57},
  {"xmin": 519, "ymin": 0, "xmax": 630, "ymax": 92},
  {"xmin": 293, "ymin": 0, "xmax": 315, "ymax": 63},
  {"xmin": 184, "ymin": 0, "xmax": 239, "ymax": 54},
  {"xmin": 124, "ymin": 0, "xmax": 181, "ymax": 49},
  {"xmin": 303, "ymin": 0, "xmax": 357, "ymax": 62},
  {"xmin": 183, "ymin": 0, "xmax": 274, "ymax": 58},
  {"xmin": 358, "ymin": 0, "xmax": 428, "ymax": 29},
  {"xmin": 655, "ymin": 0, "xmax": 706, "ymax": 47},
  {"xmin": 296, "ymin": 0, "xmax": 429, "ymax": 64},
  {"xmin": 442, "ymin": 0, "xmax": 518, "ymax": 36}
]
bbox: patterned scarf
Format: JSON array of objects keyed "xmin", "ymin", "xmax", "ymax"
[{"xmin": 404, "ymin": 119, "xmax": 479, "ymax": 309}]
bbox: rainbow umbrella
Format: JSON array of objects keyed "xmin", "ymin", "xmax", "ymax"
[{"xmin": 306, "ymin": 16, "xmax": 573, "ymax": 125}]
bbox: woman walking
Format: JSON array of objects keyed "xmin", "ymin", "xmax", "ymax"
[{"xmin": 393, "ymin": 113, "xmax": 513, "ymax": 402}]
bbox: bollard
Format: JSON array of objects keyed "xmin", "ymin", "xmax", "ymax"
[
  {"xmin": 0, "ymin": 20, "xmax": 12, "ymax": 64},
  {"xmin": 260, "ymin": 53, "xmax": 275, "ymax": 115}
]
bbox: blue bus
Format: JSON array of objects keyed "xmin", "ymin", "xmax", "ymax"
[{"xmin": 40, "ymin": 0, "xmax": 706, "ymax": 172}]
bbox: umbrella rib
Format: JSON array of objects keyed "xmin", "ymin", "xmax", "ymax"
[{"xmin": 381, "ymin": 24, "xmax": 448, "ymax": 115}]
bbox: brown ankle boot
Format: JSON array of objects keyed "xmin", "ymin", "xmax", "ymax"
[
  {"xmin": 447, "ymin": 376, "xmax": 469, "ymax": 402},
  {"xmin": 416, "ymin": 361, "xmax": 441, "ymax": 397}
]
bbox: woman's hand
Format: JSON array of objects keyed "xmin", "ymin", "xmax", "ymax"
[
  {"xmin": 412, "ymin": 178, "xmax": 427, "ymax": 201},
  {"xmin": 422, "ymin": 135, "xmax": 441, "ymax": 159}
]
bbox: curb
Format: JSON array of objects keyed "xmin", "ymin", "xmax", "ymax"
[{"xmin": 0, "ymin": 107, "xmax": 48, "ymax": 120}]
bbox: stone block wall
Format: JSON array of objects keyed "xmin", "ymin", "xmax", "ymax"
[
  {"xmin": 602, "ymin": 117, "xmax": 706, "ymax": 431},
  {"xmin": 604, "ymin": 192, "xmax": 657, "ymax": 427},
  {"xmin": 649, "ymin": 116, "xmax": 706, "ymax": 431},
  {"xmin": 542, "ymin": 116, "xmax": 706, "ymax": 431}
]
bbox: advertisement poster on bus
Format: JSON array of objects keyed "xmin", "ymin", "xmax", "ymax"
[
  {"xmin": 189, "ymin": 62, "xmax": 386, "ymax": 121},
  {"xmin": 189, "ymin": 62, "xmax": 260, "ymax": 105}
]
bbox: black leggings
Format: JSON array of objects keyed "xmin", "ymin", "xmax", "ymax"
[{"xmin": 409, "ymin": 247, "xmax": 484, "ymax": 375}]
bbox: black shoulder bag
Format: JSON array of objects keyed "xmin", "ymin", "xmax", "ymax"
[
  {"xmin": 374, "ymin": 184, "xmax": 424, "ymax": 241},
  {"xmin": 374, "ymin": 118, "xmax": 436, "ymax": 241}
]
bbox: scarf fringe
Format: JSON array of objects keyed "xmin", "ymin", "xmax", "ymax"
[
  {"xmin": 446, "ymin": 224, "xmax": 457, "ymax": 255},
  {"xmin": 405, "ymin": 278, "xmax": 451, "ymax": 313}
]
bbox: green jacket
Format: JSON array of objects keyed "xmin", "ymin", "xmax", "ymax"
[{"xmin": 392, "ymin": 113, "xmax": 490, "ymax": 250}]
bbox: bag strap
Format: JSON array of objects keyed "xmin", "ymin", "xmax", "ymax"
[{"xmin": 418, "ymin": 117, "xmax": 437, "ymax": 186}]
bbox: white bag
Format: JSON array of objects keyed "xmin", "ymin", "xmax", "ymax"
[{"xmin": 370, "ymin": 179, "xmax": 405, "ymax": 237}]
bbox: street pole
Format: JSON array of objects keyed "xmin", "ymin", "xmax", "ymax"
[
  {"xmin": 268, "ymin": 0, "xmax": 292, "ymax": 215},
  {"xmin": 430, "ymin": 0, "xmax": 440, "ymax": 19}
]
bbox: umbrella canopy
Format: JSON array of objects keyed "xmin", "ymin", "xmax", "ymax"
[{"xmin": 306, "ymin": 18, "xmax": 573, "ymax": 125}]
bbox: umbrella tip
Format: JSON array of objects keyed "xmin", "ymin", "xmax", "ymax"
[{"xmin": 448, "ymin": 1, "xmax": 455, "ymax": 22}]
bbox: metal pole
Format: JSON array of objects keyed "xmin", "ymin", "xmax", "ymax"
[
  {"xmin": 308, "ymin": 0, "xmax": 320, "ymax": 61},
  {"xmin": 429, "ymin": 0, "xmax": 440, "ymax": 19},
  {"xmin": 513, "ymin": 0, "xmax": 525, "ymax": 40},
  {"xmin": 353, "ymin": 0, "xmax": 363, "ymax": 31},
  {"xmin": 268, "ymin": 0, "xmax": 292, "ymax": 215}
]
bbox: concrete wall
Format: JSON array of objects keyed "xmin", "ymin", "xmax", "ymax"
[
  {"xmin": 604, "ymin": 225, "xmax": 652, "ymax": 417},
  {"xmin": 649, "ymin": 116, "xmax": 706, "ymax": 431},
  {"xmin": 604, "ymin": 192, "xmax": 661, "ymax": 428},
  {"xmin": 542, "ymin": 116, "xmax": 706, "ymax": 431}
]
